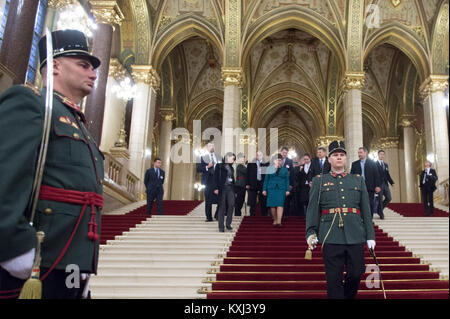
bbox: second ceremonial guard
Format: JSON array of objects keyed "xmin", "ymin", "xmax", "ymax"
[{"xmin": 306, "ymin": 141, "xmax": 376, "ymax": 299}]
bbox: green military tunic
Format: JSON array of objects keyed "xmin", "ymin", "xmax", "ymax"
[
  {"xmin": 0, "ymin": 85, "xmax": 104, "ymax": 274},
  {"xmin": 306, "ymin": 172, "xmax": 375, "ymax": 245}
]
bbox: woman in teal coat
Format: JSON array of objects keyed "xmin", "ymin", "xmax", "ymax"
[{"xmin": 263, "ymin": 153, "xmax": 290, "ymax": 226}]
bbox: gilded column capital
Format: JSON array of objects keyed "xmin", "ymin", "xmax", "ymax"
[
  {"xmin": 89, "ymin": 1, "xmax": 124, "ymax": 26},
  {"xmin": 342, "ymin": 72, "xmax": 365, "ymax": 92},
  {"xmin": 399, "ymin": 114, "xmax": 416, "ymax": 128},
  {"xmin": 315, "ymin": 135, "xmax": 344, "ymax": 148},
  {"xmin": 160, "ymin": 108, "xmax": 176, "ymax": 122},
  {"xmin": 108, "ymin": 58, "xmax": 126, "ymax": 80},
  {"xmin": 373, "ymin": 137, "xmax": 400, "ymax": 150},
  {"xmin": 131, "ymin": 65, "xmax": 160, "ymax": 89},
  {"xmin": 48, "ymin": 0, "xmax": 76, "ymax": 9},
  {"xmin": 222, "ymin": 67, "xmax": 244, "ymax": 87},
  {"xmin": 419, "ymin": 74, "xmax": 449, "ymax": 98}
]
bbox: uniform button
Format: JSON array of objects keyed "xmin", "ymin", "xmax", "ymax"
[
  {"xmin": 44, "ymin": 208, "xmax": 52, "ymax": 215},
  {"xmin": 343, "ymin": 204, "xmax": 347, "ymax": 207},
  {"xmin": 87, "ymin": 136, "xmax": 91, "ymax": 140},
  {"xmin": 338, "ymin": 176, "xmax": 341, "ymax": 178},
  {"xmin": 341, "ymin": 188, "xmax": 344, "ymax": 191},
  {"xmin": 73, "ymin": 133, "xmax": 79, "ymax": 139},
  {"xmin": 344, "ymin": 213, "xmax": 347, "ymax": 216},
  {"xmin": 95, "ymin": 157, "xmax": 98, "ymax": 161},
  {"xmin": 342, "ymin": 196, "xmax": 345, "ymax": 199},
  {"xmin": 326, "ymin": 188, "xmax": 329, "ymax": 191},
  {"xmin": 339, "ymin": 182, "xmax": 343, "ymax": 184}
]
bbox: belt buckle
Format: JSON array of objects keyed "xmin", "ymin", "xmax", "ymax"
[{"xmin": 335, "ymin": 207, "xmax": 342, "ymax": 214}]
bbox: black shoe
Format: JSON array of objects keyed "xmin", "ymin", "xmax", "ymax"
[
  {"xmin": 205, "ymin": 219, "xmax": 213, "ymax": 222},
  {"xmin": 219, "ymin": 229, "xmax": 225, "ymax": 232},
  {"xmin": 226, "ymin": 226, "xmax": 233, "ymax": 230}
]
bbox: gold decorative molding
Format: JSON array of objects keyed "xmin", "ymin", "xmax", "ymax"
[
  {"xmin": 225, "ymin": 0, "xmax": 241, "ymax": 66},
  {"xmin": 110, "ymin": 146, "xmax": 130, "ymax": 159},
  {"xmin": 221, "ymin": 67, "xmax": 243, "ymax": 87},
  {"xmin": 89, "ymin": 1, "xmax": 124, "ymax": 26},
  {"xmin": 108, "ymin": 58, "xmax": 126, "ymax": 80},
  {"xmin": 315, "ymin": 135, "xmax": 344, "ymax": 148},
  {"xmin": 372, "ymin": 137, "xmax": 400, "ymax": 150},
  {"xmin": 160, "ymin": 108, "xmax": 176, "ymax": 122},
  {"xmin": 342, "ymin": 72, "xmax": 365, "ymax": 92},
  {"xmin": 131, "ymin": 65, "xmax": 160, "ymax": 89},
  {"xmin": 419, "ymin": 75, "xmax": 449, "ymax": 97},
  {"xmin": 399, "ymin": 114, "xmax": 416, "ymax": 128},
  {"xmin": 47, "ymin": 0, "xmax": 75, "ymax": 9}
]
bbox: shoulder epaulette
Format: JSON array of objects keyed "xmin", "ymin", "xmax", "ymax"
[
  {"xmin": 20, "ymin": 84, "xmax": 41, "ymax": 97},
  {"xmin": 317, "ymin": 174, "xmax": 321, "ymax": 178}
]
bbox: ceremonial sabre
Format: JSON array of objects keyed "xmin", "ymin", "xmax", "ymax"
[
  {"xmin": 19, "ymin": 28, "xmax": 53, "ymax": 299},
  {"xmin": 27, "ymin": 27, "xmax": 54, "ymax": 226},
  {"xmin": 369, "ymin": 248, "xmax": 387, "ymax": 299}
]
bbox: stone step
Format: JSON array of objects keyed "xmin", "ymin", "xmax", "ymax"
[
  {"xmin": 91, "ymin": 274, "xmax": 211, "ymax": 285},
  {"xmin": 123, "ymin": 230, "xmax": 236, "ymax": 235},
  {"xmin": 92, "ymin": 292, "xmax": 205, "ymax": 299},
  {"xmin": 119, "ymin": 233, "xmax": 233, "ymax": 240},
  {"xmin": 105, "ymin": 241, "xmax": 230, "ymax": 247},
  {"xmin": 98, "ymin": 259, "xmax": 218, "ymax": 267},
  {"xmin": 90, "ymin": 283, "xmax": 211, "ymax": 296},
  {"xmin": 99, "ymin": 252, "xmax": 224, "ymax": 259},
  {"xmin": 99, "ymin": 248, "xmax": 226, "ymax": 255},
  {"xmin": 96, "ymin": 266, "xmax": 218, "ymax": 276}
]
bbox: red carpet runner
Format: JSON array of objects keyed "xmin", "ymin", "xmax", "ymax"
[
  {"xmin": 100, "ymin": 200, "xmax": 202, "ymax": 245},
  {"xmin": 207, "ymin": 216, "xmax": 449, "ymax": 299},
  {"xmin": 387, "ymin": 203, "xmax": 449, "ymax": 217}
]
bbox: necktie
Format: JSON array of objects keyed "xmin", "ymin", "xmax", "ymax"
[
  {"xmin": 211, "ymin": 153, "xmax": 215, "ymax": 165},
  {"xmin": 257, "ymin": 160, "xmax": 261, "ymax": 181},
  {"xmin": 155, "ymin": 168, "xmax": 159, "ymax": 178},
  {"xmin": 319, "ymin": 159, "xmax": 323, "ymax": 170}
]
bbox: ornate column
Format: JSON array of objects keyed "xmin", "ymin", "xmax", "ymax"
[
  {"xmin": 130, "ymin": 65, "xmax": 160, "ymax": 199},
  {"xmin": 84, "ymin": 0, "xmax": 124, "ymax": 145},
  {"xmin": 100, "ymin": 58, "xmax": 126, "ymax": 151},
  {"xmin": 221, "ymin": 67, "xmax": 243, "ymax": 154},
  {"xmin": 171, "ymin": 137, "xmax": 195, "ymax": 200},
  {"xmin": 399, "ymin": 116, "xmax": 419, "ymax": 203},
  {"xmin": 419, "ymin": 75, "xmax": 449, "ymax": 200},
  {"xmin": 159, "ymin": 108, "xmax": 175, "ymax": 199},
  {"xmin": 0, "ymin": 0, "xmax": 39, "ymax": 84},
  {"xmin": 342, "ymin": 72, "xmax": 365, "ymax": 167},
  {"xmin": 374, "ymin": 137, "xmax": 401, "ymax": 202}
]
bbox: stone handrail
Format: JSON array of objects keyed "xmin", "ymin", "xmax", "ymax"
[{"xmin": 103, "ymin": 152, "xmax": 139, "ymax": 201}]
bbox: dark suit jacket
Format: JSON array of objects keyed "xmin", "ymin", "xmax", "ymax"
[
  {"xmin": 212, "ymin": 163, "xmax": 235, "ymax": 192},
  {"xmin": 376, "ymin": 161, "xmax": 394, "ymax": 185},
  {"xmin": 196, "ymin": 152, "xmax": 221, "ymax": 187},
  {"xmin": 297, "ymin": 164, "xmax": 314, "ymax": 202},
  {"xmin": 419, "ymin": 169, "xmax": 438, "ymax": 192},
  {"xmin": 350, "ymin": 158, "xmax": 381, "ymax": 192},
  {"xmin": 246, "ymin": 160, "xmax": 269, "ymax": 190},
  {"xmin": 310, "ymin": 156, "xmax": 331, "ymax": 177},
  {"xmin": 144, "ymin": 167, "xmax": 165, "ymax": 192},
  {"xmin": 282, "ymin": 157, "xmax": 294, "ymax": 187}
]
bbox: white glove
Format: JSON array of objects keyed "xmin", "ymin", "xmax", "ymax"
[
  {"xmin": 307, "ymin": 235, "xmax": 318, "ymax": 249},
  {"xmin": 367, "ymin": 240, "xmax": 376, "ymax": 250},
  {"xmin": 0, "ymin": 248, "xmax": 35, "ymax": 280}
]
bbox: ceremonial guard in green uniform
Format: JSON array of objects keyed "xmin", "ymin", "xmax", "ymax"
[
  {"xmin": 0, "ymin": 30, "xmax": 103, "ymax": 299},
  {"xmin": 306, "ymin": 141, "xmax": 376, "ymax": 299}
]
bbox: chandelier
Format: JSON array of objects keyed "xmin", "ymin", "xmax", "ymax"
[
  {"xmin": 112, "ymin": 77, "xmax": 137, "ymax": 101},
  {"xmin": 56, "ymin": 4, "xmax": 97, "ymax": 37}
]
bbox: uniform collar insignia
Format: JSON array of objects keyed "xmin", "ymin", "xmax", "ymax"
[
  {"xmin": 54, "ymin": 91, "xmax": 86, "ymax": 123},
  {"xmin": 331, "ymin": 171, "xmax": 347, "ymax": 178}
]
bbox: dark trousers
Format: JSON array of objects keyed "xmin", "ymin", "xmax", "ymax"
[
  {"xmin": 146, "ymin": 188, "xmax": 163, "ymax": 215},
  {"xmin": 218, "ymin": 185, "xmax": 235, "ymax": 231},
  {"xmin": 380, "ymin": 182, "xmax": 392, "ymax": 209},
  {"xmin": 0, "ymin": 267, "xmax": 87, "ymax": 299},
  {"xmin": 421, "ymin": 188, "xmax": 435, "ymax": 215},
  {"xmin": 234, "ymin": 186, "xmax": 246, "ymax": 216},
  {"xmin": 322, "ymin": 243, "xmax": 365, "ymax": 299},
  {"xmin": 368, "ymin": 191, "xmax": 376, "ymax": 216},
  {"xmin": 283, "ymin": 194, "xmax": 292, "ymax": 216},
  {"xmin": 299, "ymin": 200, "xmax": 308, "ymax": 217},
  {"xmin": 205, "ymin": 186, "xmax": 219, "ymax": 220},
  {"xmin": 248, "ymin": 180, "xmax": 267, "ymax": 216}
]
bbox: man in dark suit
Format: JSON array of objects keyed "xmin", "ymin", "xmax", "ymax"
[
  {"xmin": 280, "ymin": 146, "xmax": 294, "ymax": 216},
  {"xmin": 144, "ymin": 157, "xmax": 165, "ymax": 215},
  {"xmin": 350, "ymin": 147, "xmax": 382, "ymax": 218},
  {"xmin": 310, "ymin": 146, "xmax": 331, "ymax": 178},
  {"xmin": 246, "ymin": 151, "xmax": 269, "ymax": 216},
  {"xmin": 419, "ymin": 161, "xmax": 438, "ymax": 216},
  {"xmin": 297, "ymin": 153, "xmax": 313, "ymax": 216},
  {"xmin": 376, "ymin": 150, "xmax": 395, "ymax": 211},
  {"xmin": 196, "ymin": 142, "xmax": 221, "ymax": 221}
]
